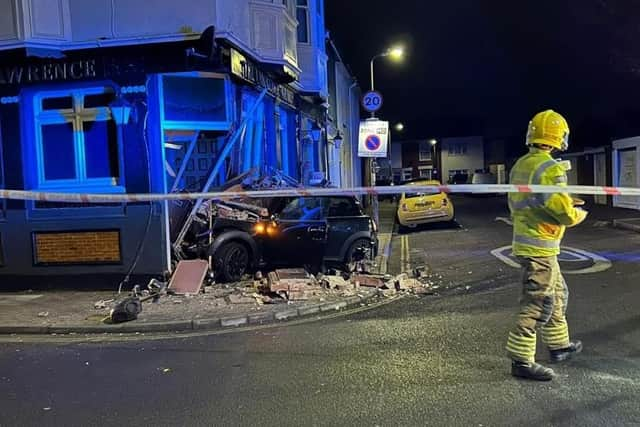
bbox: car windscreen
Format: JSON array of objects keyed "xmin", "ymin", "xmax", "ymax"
[{"xmin": 405, "ymin": 192, "xmax": 440, "ymax": 199}]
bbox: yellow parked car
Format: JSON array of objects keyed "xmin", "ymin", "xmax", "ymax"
[{"xmin": 397, "ymin": 180, "xmax": 454, "ymax": 229}]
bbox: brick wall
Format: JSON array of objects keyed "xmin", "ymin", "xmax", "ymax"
[{"xmin": 34, "ymin": 231, "xmax": 121, "ymax": 265}]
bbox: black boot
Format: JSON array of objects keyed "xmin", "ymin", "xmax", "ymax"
[
  {"xmin": 511, "ymin": 360, "xmax": 555, "ymax": 381},
  {"xmin": 549, "ymin": 341, "xmax": 583, "ymax": 363}
]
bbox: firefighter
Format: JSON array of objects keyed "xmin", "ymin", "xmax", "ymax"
[{"xmin": 506, "ymin": 110, "xmax": 589, "ymax": 381}]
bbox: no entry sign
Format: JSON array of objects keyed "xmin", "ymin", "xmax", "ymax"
[{"xmin": 358, "ymin": 120, "xmax": 389, "ymax": 158}]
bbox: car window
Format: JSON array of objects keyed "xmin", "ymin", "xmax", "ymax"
[
  {"xmin": 405, "ymin": 192, "xmax": 426, "ymax": 199},
  {"xmin": 325, "ymin": 197, "xmax": 361, "ymax": 217},
  {"xmin": 279, "ymin": 197, "xmax": 325, "ymax": 220}
]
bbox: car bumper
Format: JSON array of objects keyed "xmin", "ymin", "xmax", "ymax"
[{"xmin": 398, "ymin": 208, "xmax": 454, "ymax": 226}]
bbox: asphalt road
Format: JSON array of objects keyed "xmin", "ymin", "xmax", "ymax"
[{"xmin": 1, "ymin": 197, "xmax": 640, "ymax": 427}]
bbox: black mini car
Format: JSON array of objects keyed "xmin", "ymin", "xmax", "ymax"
[{"xmin": 200, "ymin": 196, "xmax": 378, "ymax": 282}]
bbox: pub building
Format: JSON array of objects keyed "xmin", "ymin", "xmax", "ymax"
[{"xmin": 0, "ymin": 29, "xmax": 329, "ymax": 287}]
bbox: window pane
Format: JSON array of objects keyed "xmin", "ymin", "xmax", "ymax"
[
  {"xmin": 296, "ymin": 0, "xmax": 307, "ymax": 5},
  {"xmin": 280, "ymin": 197, "xmax": 324, "ymax": 220},
  {"xmin": 84, "ymin": 91, "xmax": 116, "ymax": 108},
  {"xmin": 41, "ymin": 123, "xmax": 76, "ymax": 180},
  {"xmin": 83, "ymin": 120, "xmax": 119, "ymax": 179},
  {"xmin": 326, "ymin": 197, "xmax": 360, "ymax": 217},
  {"xmin": 296, "ymin": 9, "xmax": 308, "ymax": 42},
  {"xmin": 162, "ymin": 76, "xmax": 227, "ymax": 122},
  {"xmin": 42, "ymin": 96, "xmax": 73, "ymax": 110}
]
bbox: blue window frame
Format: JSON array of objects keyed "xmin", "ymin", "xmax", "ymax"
[
  {"xmin": 30, "ymin": 86, "xmax": 125, "ymax": 193},
  {"xmin": 296, "ymin": 0, "xmax": 309, "ymax": 43},
  {"xmin": 158, "ymin": 72, "xmax": 233, "ymax": 132},
  {"xmin": 0, "ymin": 120, "xmax": 5, "ymax": 221}
]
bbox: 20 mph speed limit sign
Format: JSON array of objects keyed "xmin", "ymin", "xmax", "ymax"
[{"xmin": 362, "ymin": 91, "xmax": 383, "ymax": 113}]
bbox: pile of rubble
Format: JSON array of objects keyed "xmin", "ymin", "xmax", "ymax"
[{"xmin": 98, "ymin": 265, "xmax": 443, "ymax": 324}]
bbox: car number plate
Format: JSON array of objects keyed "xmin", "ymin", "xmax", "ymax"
[{"xmin": 416, "ymin": 202, "xmax": 433, "ymax": 207}]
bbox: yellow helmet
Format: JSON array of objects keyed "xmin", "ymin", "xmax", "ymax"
[{"xmin": 526, "ymin": 110, "xmax": 570, "ymax": 151}]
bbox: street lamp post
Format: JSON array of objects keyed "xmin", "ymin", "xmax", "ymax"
[
  {"xmin": 430, "ymin": 139, "xmax": 438, "ymax": 180},
  {"xmin": 369, "ymin": 47, "xmax": 404, "ymax": 95},
  {"xmin": 367, "ymin": 46, "xmax": 404, "ymax": 226}
]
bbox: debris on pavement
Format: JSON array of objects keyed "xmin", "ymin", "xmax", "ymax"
[
  {"xmin": 168, "ymin": 259, "xmax": 209, "ymax": 295},
  {"xmin": 227, "ymin": 294, "xmax": 257, "ymax": 305},
  {"xmin": 352, "ymin": 274, "xmax": 385, "ymax": 288},
  {"xmin": 37, "ymin": 311, "xmax": 49, "ymax": 317},
  {"xmin": 94, "ymin": 299, "xmax": 114, "ymax": 310},
  {"xmin": 320, "ymin": 274, "xmax": 352, "ymax": 290}
]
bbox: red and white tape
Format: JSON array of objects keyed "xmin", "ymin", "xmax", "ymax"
[{"xmin": 1, "ymin": 184, "xmax": 640, "ymax": 204}]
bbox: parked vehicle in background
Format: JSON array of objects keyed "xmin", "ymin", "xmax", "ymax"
[
  {"xmin": 449, "ymin": 173, "xmax": 469, "ymax": 184},
  {"xmin": 397, "ymin": 180, "xmax": 455, "ymax": 230},
  {"xmin": 471, "ymin": 171, "xmax": 497, "ymax": 185}
]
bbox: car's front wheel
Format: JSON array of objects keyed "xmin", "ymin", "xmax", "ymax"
[
  {"xmin": 344, "ymin": 238, "xmax": 374, "ymax": 272},
  {"xmin": 214, "ymin": 241, "xmax": 251, "ymax": 283}
]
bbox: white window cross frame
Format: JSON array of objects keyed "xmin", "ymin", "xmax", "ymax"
[{"xmin": 33, "ymin": 87, "xmax": 124, "ymax": 192}]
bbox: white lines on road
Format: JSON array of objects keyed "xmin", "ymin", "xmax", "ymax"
[
  {"xmin": 490, "ymin": 246, "xmax": 613, "ymax": 275},
  {"xmin": 588, "ymin": 372, "xmax": 640, "ymax": 387},
  {"xmin": 495, "ymin": 217, "xmax": 513, "ymax": 226},
  {"xmin": 400, "ymin": 235, "xmax": 411, "ymax": 272},
  {"xmin": 375, "ymin": 233, "xmax": 392, "ymax": 275}
]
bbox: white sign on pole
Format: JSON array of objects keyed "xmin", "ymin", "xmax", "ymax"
[{"xmin": 358, "ymin": 120, "xmax": 389, "ymax": 158}]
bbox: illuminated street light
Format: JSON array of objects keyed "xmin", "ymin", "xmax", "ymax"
[
  {"xmin": 388, "ymin": 47, "xmax": 405, "ymax": 61},
  {"xmin": 430, "ymin": 138, "xmax": 437, "ymax": 146},
  {"xmin": 370, "ymin": 45, "xmax": 406, "ymax": 91},
  {"xmin": 395, "ymin": 123, "xmax": 405, "ymax": 132}
]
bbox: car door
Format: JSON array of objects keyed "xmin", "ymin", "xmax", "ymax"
[
  {"xmin": 324, "ymin": 197, "xmax": 371, "ymax": 261},
  {"xmin": 265, "ymin": 197, "xmax": 328, "ymax": 267}
]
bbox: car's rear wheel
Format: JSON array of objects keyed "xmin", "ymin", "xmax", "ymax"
[
  {"xmin": 214, "ymin": 242, "xmax": 250, "ymax": 283},
  {"xmin": 344, "ymin": 238, "xmax": 374, "ymax": 272}
]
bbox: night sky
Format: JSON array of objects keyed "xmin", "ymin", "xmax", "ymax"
[{"xmin": 326, "ymin": 0, "xmax": 640, "ymax": 152}]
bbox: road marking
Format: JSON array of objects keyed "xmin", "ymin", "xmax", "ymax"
[
  {"xmin": 374, "ymin": 232, "xmax": 392, "ymax": 274},
  {"xmin": 490, "ymin": 245, "xmax": 613, "ymax": 274},
  {"xmin": 401, "ymin": 235, "xmax": 411, "ymax": 272},
  {"xmin": 495, "ymin": 217, "xmax": 513, "ymax": 226},
  {"xmin": 589, "ymin": 372, "xmax": 640, "ymax": 387}
]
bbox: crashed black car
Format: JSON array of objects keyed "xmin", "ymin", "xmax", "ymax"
[{"xmin": 174, "ymin": 196, "xmax": 378, "ymax": 282}]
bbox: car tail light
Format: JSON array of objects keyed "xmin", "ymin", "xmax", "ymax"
[{"xmin": 402, "ymin": 203, "xmax": 408, "ymax": 212}]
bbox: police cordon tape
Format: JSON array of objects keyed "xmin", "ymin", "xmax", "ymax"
[{"xmin": 1, "ymin": 184, "xmax": 640, "ymax": 203}]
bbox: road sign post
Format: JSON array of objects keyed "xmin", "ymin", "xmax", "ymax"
[
  {"xmin": 358, "ymin": 119, "xmax": 389, "ymax": 227},
  {"xmin": 362, "ymin": 91, "xmax": 383, "ymax": 117}
]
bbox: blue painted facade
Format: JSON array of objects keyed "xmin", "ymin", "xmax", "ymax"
[{"xmin": 0, "ymin": 36, "xmax": 328, "ymax": 287}]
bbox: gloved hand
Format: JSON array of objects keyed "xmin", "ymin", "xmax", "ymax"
[{"xmin": 573, "ymin": 207, "xmax": 588, "ymax": 226}]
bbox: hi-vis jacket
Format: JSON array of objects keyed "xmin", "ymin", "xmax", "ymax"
[{"xmin": 509, "ymin": 147, "xmax": 583, "ymax": 257}]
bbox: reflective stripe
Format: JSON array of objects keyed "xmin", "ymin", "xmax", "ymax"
[
  {"xmin": 510, "ymin": 171, "xmax": 531, "ymax": 185},
  {"xmin": 510, "ymin": 193, "xmax": 550, "ymax": 210},
  {"xmin": 532, "ymin": 160, "xmax": 557, "ymax": 185},
  {"xmin": 506, "ymin": 332, "xmax": 536, "ymax": 362},
  {"xmin": 514, "ymin": 235, "xmax": 560, "ymax": 249},
  {"xmin": 554, "ymin": 175, "xmax": 567, "ymax": 184},
  {"xmin": 510, "ymin": 159, "xmax": 559, "ymax": 213},
  {"xmin": 541, "ymin": 323, "xmax": 570, "ymax": 348},
  {"xmin": 510, "ymin": 197, "xmax": 536, "ymax": 210}
]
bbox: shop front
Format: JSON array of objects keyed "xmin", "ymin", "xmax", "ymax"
[{"xmin": 0, "ymin": 40, "xmax": 327, "ymax": 287}]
